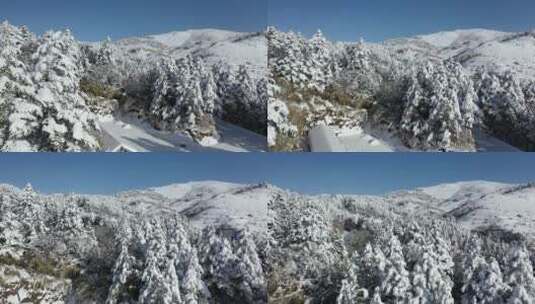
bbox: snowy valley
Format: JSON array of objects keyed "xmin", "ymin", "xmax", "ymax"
[
  {"xmin": 0, "ymin": 21, "xmax": 267, "ymax": 152},
  {"xmin": 268, "ymin": 27, "xmax": 535, "ymax": 152},
  {"xmin": 1, "ymin": 180, "xmax": 534, "ymax": 303}
]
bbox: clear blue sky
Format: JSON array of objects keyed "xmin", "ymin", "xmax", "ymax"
[
  {"xmin": 269, "ymin": 0, "xmax": 535, "ymax": 42},
  {"xmin": 1, "ymin": 0, "xmax": 267, "ymax": 41},
  {"xmin": 0, "ymin": 153, "xmax": 533, "ymax": 195}
]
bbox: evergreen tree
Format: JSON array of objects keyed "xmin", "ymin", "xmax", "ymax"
[
  {"xmin": 358, "ymin": 243, "xmax": 387, "ymax": 291},
  {"xmin": 107, "ymin": 223, "xmax": 138, "ymax": 304},
  {"xmin": 139, "ymin": 219, "xmax": 169, "ymax": 303},
  {"xmin": 381, "ymin": 233, "xmax": 411, "ymax": 303},
  {"xmin": 401, "ymin": 61, "xmax": 477, "ymax": 151},
  {"xmin": 474, "ymin": 70, "xmax": 535, "ymax": 150},
  {"xmin": 337, "ymin": 253, "xmax": 368, "ymax": 304},
  {"xmin": 167, "ymin": 216, "xmax": 209, "ymax": 304},
  {"xmin": 149, "ymin": 56, "xmax": 218, "ymax": 141},
  {"xmin": 504, "ymin": 244, "xmax": 535, "ymax": 302},
  {"xmin": 31, "ymin": 30, "xmax": 100, "ymax": 151},
  {"xmin": 234, "ymin": 230, "xmax": 267, "ymax": 303},
  {"xmin": 370, "ymin": 287, "xmax": 385, "ymax": 304}
]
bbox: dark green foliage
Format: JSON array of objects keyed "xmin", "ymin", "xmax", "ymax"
[
  {"xmin": 80, "ymin": 77, "xmax": 124, "ymax": 102},
  {"xmin": 369, "ymin": 77, "xmax": 408, "ymax": 128},
  {"xmin": 223, "ymin": 101, "xmax": 267, "ymax": 136}
]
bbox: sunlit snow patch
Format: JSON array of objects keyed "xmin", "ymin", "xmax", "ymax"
[{"xmin": 98, "ymin": 115, "xmax": 266, "ymax": 152}]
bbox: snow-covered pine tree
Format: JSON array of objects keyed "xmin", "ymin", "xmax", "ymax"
[
  {"xmin": 307, "ymin": 29, "xmax": 336, "ymax": 91},
  {"xmin": 23, "ymin": 182, "xmax": 35, "ymax": 196},
  {"xmin": 234, "ymin": 230, "xmax": 267, "ymax": 303},
  {"xmin": 370, "ymin": 287, "xmax": 385, "ymax": 304},
  {"xmin": 96, "ymin": 37, "xmax": 116, "ymax": 67},
  {"xmin": 380, "ymin": 233, "xmax": 411, "ymax": 303},
  {"xmin": 224, "ymin": 64, "xmax": 266, "ymax": 134},
  {"xmin": 149, "ymin": 56, "xmax": 218, "ymax": 142},
  {"xmin": 216, "ymin": 63, "xmax": 262, "ymax": 134},
  {"xmin": 403, "ymin": 222, "xmax": 454, "ymax": 304},
  {"xmin": 166, "ymin": 216, "xmax": 209, "ymax": 304},
  {"xmin": 268, "ymin": 28, "xmax": 306, "ymax": 87},
  {"xmin": 83, "ymin": 36, "xmax": 124, "ymax": 88},
  {"xmin": 199, "ymin": 226, "xmax": 240, "ymax": 301},
  {"xmin": 504, "ymin": 244, "xmax": 535, "ymax": 302},
  {"xmin": 337, "ymin": 253, "xmax": 368, "ymax": 304},
  {"xmin": 30, "ymin": 30, "xmax": 100, "ymax": 151},
  {"xmin": 162, "ymin": 259, "xmax": 182, "ymax": 304},
  {"xmin": 337, "ymin": 41, "xmax": 381, "ymax": 94},
  {"xmin": 139, "ymin": 219, "xmax": 173, "ymax": 303},
  {"xmin": 400, "ymin": 60, "xmax": 477, "ymax": 151},
  {"xmin": 474, "ymin": 69, "xmax": 535, "ymax": 151},
  {"xmin": 267, "ymin": 97, "xmax": 297, "ymax": 147},
  {"xmin": 408, "ymin": 244, "xmax": 454, "ymax": 304},
  {"xmin": 471, "ymin": 257, "xmax": 509, "ymax": 304},
  {"xmin": 106, "ymin": 222, "xmax": 138, "ymax": 304},
  {"xmin": 0, "ymin": 22, "xmax": 39, "ymax": 151},
  {"xmin": 357, "ymin": 243, "xmax": 387, "ymax": 292}
]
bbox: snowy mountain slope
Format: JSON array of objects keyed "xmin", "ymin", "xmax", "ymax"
[
  {"xmin": 113, "ymin": 29, "xmax": 267, "ymax": 77},
  {"xmin": 381, "ymin": 37, "xmax": 444, "ymax": 63},
  {"xmin": 413, "ymin": 29, "xmax": 511, "ymax": 58},
  {"xmin": 418, "ymin": 180, "xmax": 509, "ymax": 202},
  {"xmin": 386, "ymin": 29, "xmax": 535, "ymax": 78},
  {"xmin": 81, "ymin": 181, "xmax": 278, "ymax": 234},
  {"xmin": 416, "ymin": 29, "xmax": 507, "ymax": 52},
  {"xmin": 149, "ymin": 181, "xmax": 243, "ymax": 199},
  {"xmin": 412, "ymin": 181, "xmax": 535, "ymax": 238},
  {"xmin": 148, "ymin": 182, "xmax": 276, "ymax": 233},
  {"xmin": 452, "ymin": 31, "xmax": 535, "ymax": 79}
]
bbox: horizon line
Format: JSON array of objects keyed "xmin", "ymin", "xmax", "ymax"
[
  {"xmin": 1, "ymin": 19, "xmax": 264, "ymax": 42},
  {"xmin": 0, "ymin": 178, "xmax": 526, "ymax": 196},
  {"xmin": 269, "ymin": 25, "xmax": 535, "ymax": 43}
]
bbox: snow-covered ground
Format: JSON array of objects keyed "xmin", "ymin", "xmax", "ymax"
[
  {"xmin": 99, "ymin": 115, "xmax": 267, "ymax": 152},
  {"xmin": 308, "ymin": 126, "xmax": 403, "ymax": 152}
]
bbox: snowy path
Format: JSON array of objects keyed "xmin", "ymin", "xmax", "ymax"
[
  {"xmin": 309, "ymin": 126, "xmax": 520, "ymax": 152},
  {"xmin": 308, "ymin": 126, "xmax": 405, "ymax": 152},
  {"xmin": 98, "ymin": 115, "xmax": 267, "ymax": 152},
  {"xmin": 337, "ymin": 128, "xmax": 402, "ymax": 152}
]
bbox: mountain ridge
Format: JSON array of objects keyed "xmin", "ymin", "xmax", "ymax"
[{"xmin": 4, "ymin": 179, "xmax": 533, "ymax": 236}]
